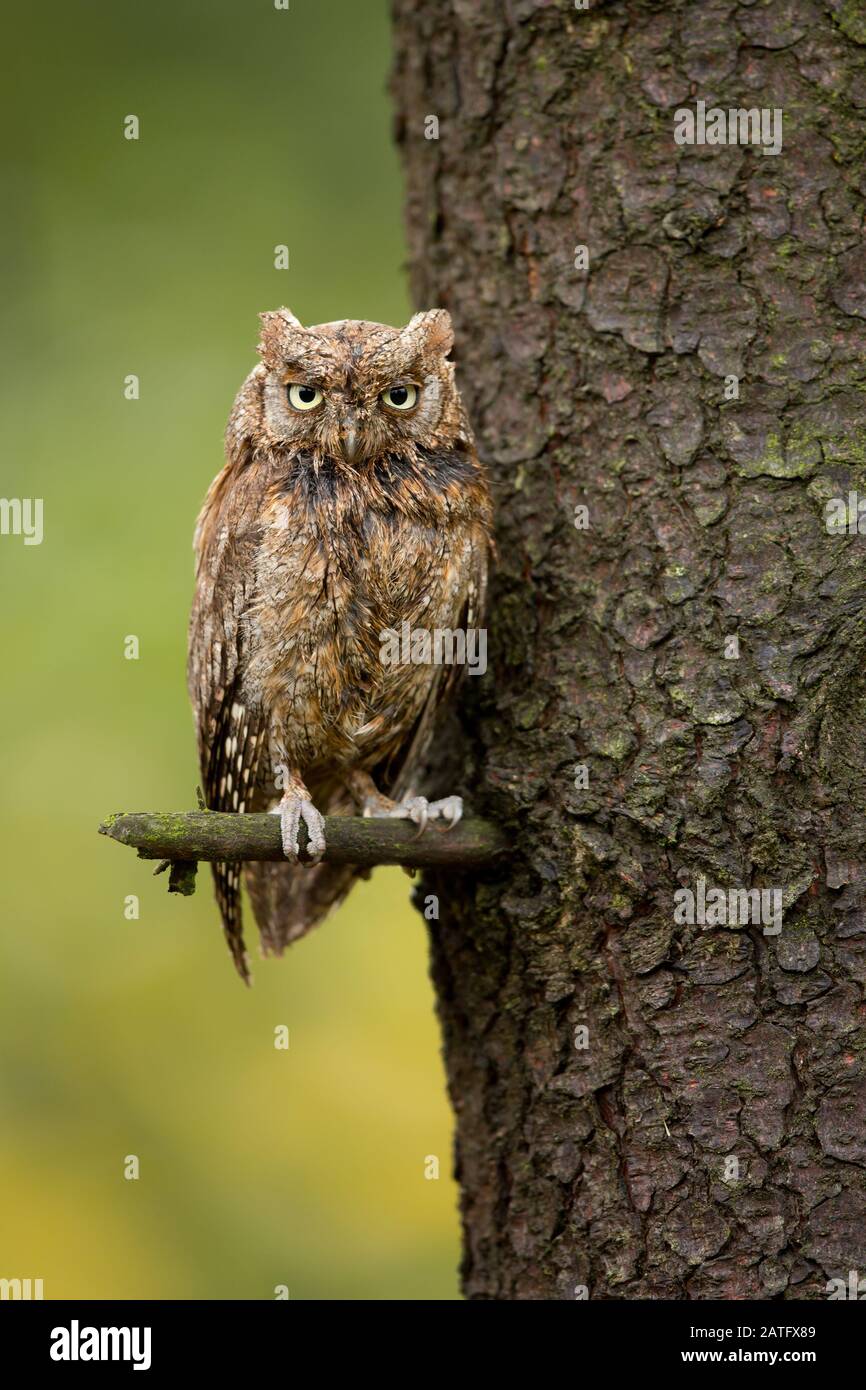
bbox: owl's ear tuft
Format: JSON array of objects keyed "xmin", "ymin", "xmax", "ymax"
[
  {"xmin": 258, "ymin": 307, "xmax": 306, "ymax": 366},
  {"xmin": 406, "ymin": 308, "xmax": 454, "ymax": 356}
]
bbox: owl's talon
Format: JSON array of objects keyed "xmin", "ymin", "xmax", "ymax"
[
  {"xmin": 271, "ymin": 796, "xmax": 326, "ymax": 863},
  {"xmin": 429, "ymin": 796, "xmax": 463, "ymax": 830},
  {"xmin": 382, "ymin": 795, "xmax": 429, "ymax": 835},
  {"xmin": 382, "ymin": 793, "xmax": 463, "ymax": 835},
  {"xmin": 399, "ymin": 796, "xmax": 430, "ymax": 835}
]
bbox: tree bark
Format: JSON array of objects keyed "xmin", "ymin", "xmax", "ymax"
[{"xmin": 391, "ymin": 0, "xmax": 866, "ymax": 1300}]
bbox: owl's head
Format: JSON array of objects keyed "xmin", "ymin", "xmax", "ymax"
[{"xmin": 251, "ymin": 307, "xmax": 467, "ymax": 465}]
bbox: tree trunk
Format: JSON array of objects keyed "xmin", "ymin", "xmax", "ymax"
[{"xmin": 391, "ymin": 0, "xmax": 866, "ymax": 1300}]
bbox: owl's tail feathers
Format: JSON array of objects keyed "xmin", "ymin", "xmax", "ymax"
[
  {"xmin": 212, "ymin": 861, "xmax": 252, "ymax": 985},
  {"xmin": 244, "ymin": 859, "xmax": 359, "ymax": 958}
]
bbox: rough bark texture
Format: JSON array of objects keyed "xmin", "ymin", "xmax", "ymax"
[{"xmin": 392, "ymin": 0, "xmax": 866, "ymax": 1300}]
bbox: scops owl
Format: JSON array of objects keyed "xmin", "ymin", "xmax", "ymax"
[{"xmin": 188, "ymin": 308, "xmax": 492, "ymax": 981}]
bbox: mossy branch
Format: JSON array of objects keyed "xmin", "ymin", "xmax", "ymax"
[{"xmin": 99, "ymin": 810, "xmax": 507, "ymax": 873}]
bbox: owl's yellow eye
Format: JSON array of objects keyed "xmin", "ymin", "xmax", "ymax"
[
  {"xmin": 287, "ymin": 383, "xmax": 324, "ymax": 411},
  {"xmin": 381, "ymin": 384, "xmax": 418, "ymax": 411}
]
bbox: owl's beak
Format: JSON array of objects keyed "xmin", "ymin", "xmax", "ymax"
[
  {"xmin": 340, "ymin": 427, "xmax": 359, "ymax": 463},
  {"xmin": 338, "ymin": 410, "xmax": 361, "ymax": 463}
]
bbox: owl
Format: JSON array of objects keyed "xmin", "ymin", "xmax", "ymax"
[{"xmin": 188, "ymin": 307, "xmax": 492, "ymax": 981}]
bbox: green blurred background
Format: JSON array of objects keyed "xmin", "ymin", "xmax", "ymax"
[{"xmin": 0, "ymin": 0, "xmax": 460, "ymax": 1299}]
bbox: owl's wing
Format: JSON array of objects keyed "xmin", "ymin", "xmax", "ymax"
[
  {"xmin": 385, "ymin": 521, "xmax": 490, "ymax": 803},
  {"xmin": 187, "ymin": 461, "xmax": 269, "ymax": 982}
]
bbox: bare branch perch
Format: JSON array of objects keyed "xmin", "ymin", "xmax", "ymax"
[{"xmin": 99, "ymin": 810, "xmax": 507, "ymax": 870}]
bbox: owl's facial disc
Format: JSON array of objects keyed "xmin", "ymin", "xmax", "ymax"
[
  {"xmin": 277, "ymin": 372, "xmax": 427, "ymax": 465},
  {"xmin": 258, "ymin": 310, "xmax": 458, "ymax": 460}
]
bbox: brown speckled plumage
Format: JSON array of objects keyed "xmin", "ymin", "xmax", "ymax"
[{"xmin": 188, "ymin": 308, "xmax": 492, "ymax": 981}]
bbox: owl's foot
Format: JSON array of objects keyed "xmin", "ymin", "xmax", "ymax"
[
  {"xmin": 270, "ymin": 795, "xmax": 326, "ymax": 863},
  {"xmin": 346, "ymin": 770, "xmax": 463, "ymax": 835},
  {"xmin": 428, "ymin": 796, "xmax": 464, "ymax": 829},
  {"xmin": 383, "ymin": 794, "xmax": 464, "ymax": 835}
]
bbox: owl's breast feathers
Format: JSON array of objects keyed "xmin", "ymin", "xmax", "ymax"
[{"xmin": 190, "ymin": 441, "xmax": 491, "ymax": 801}]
